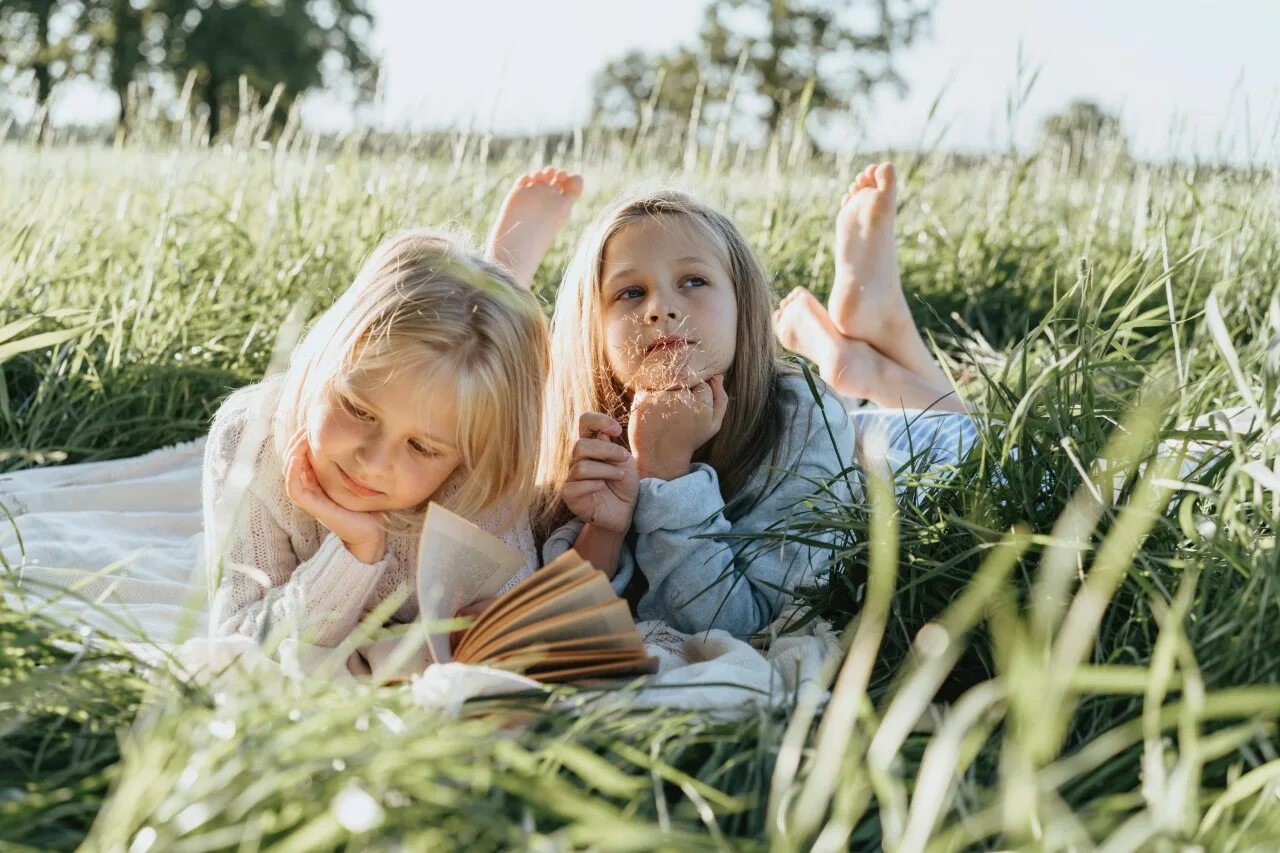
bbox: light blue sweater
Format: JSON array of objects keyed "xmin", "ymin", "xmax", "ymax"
[
  {"xmin": 544, "ymin": 373, "xmax": 857, "ymax": 637},
  {"xmin": 543, "ymin": 375, "xmax": 980, "ymax": 639}
]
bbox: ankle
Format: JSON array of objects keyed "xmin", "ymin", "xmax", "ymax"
[{"xmin": 822, "ymin": 339, "xmax": 887, "ymax": 400}]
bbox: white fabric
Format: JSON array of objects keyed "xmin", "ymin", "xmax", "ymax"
[
  {"xmin": 1, "ymin": 439, "xmax": 840, "ymax": 716},
  {"xmin": 1, "ymin": 438, "xmax": 209, "ymax": 643}
]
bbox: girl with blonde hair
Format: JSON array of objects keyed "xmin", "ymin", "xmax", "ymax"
[{"xmin": 207, "ymin": 168, "xmax": 582, "ymax": 647}]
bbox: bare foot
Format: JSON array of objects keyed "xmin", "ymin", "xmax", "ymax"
[
  {"xmin": 485, "ymin": 166, "xmax": 584, "ymax": 289},
  {"xmin": 828, "ymin": 163, "xmax": 956, "ymax": 392},
  {"xmin": 775, "ymin": 286, "xmax": 965, "ymax": 411},
  {"xmin": 828, "ymin": 162, "xmax": 910, "ymax": 346},
  {"xmin": 774, "ymin": 286, "xmax": 884, "ymax": 400}
]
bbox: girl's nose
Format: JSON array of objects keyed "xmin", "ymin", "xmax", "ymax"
[
  {"xmin": 356, "ymin": 439, "xmax": 393, "ymax": 476},
  {"xmin": 645, "ymin": 300, "xmax": 679, "ymax": 323}
]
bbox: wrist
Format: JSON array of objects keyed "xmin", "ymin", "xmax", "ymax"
[
  {"xmin": 577, "ymin": 523, "xmax": 626, "ymax": 578},
  {"xmin": 582, "ymin": 520, "xmax": 628, "ymax": 540},
  {"xmin": 635, "ymin": 450, "xmax": 693, "ymax": 481},
  {"xmin": 344, "ymin": 533, "xmax": 386, "ymax": 564}
]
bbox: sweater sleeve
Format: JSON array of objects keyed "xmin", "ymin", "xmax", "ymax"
[
  {"xmin": 629, "ymin": 381, "xmax": 855, "ymax": 637},
  {"xmin": 202, "ymin": 390, "xmax": 390, "ymax": 647}
]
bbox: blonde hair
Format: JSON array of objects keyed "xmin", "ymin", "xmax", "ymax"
[
  {"xmin": 535, "ymin": 190, "xmax": 799, "ymax": 536},
  {"xmin": 274, "ymin": 228, "xmax": 548, "ymax": 531}
]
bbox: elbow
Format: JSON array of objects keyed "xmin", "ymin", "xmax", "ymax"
[{"xmin": 668, "ymin": 589, "xmax": 772, "ymax": 639}]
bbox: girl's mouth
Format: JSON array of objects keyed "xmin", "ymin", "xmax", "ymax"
[
  {"xmin": 645, "ymin": 336, "xmax": 692, "ymax": 355},
  {"xmin": 337, "ymin": 464, "xmax": 383, "ymax": 497}
]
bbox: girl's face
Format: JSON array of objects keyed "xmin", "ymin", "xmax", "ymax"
[
  {"xmin": 599, "ymin": 216, "xmax": 738, "ymax": 391},
  {"xmin": 306, "ymin": 367, "xmax": 462, "ymax": 513}
]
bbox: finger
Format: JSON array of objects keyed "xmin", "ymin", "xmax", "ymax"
[
  {"xmin": 562, "ymin": 480, "xmax": 606, "ymax": 504},
  {"xmin": 570, "ymin": 437, "xmax": 630, "ymax": 464},
  {"xmin": 283, "ymin": 455, "xmax": 300, "ymax": 500},
  {"xmin": 286, "ymin": 428, "xmax": 308, "ymax": 460},
  {"xmin": 684, "ymin": 382, "xmax": 711, "ymax": 411},
  {"xmin": 579, "ymin": 411, "xmax": 621, "ymax": 438},
  {"xmin": 710, "ymin": 374, "xmax": 729, "ymax": 430},
  {"xmin": 569, "ymin": 460, "xmax": 628, "ymax": 482}
]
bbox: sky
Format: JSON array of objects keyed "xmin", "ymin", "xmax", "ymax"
[{"xmin": 23, "ymin": 0, "xmax": 1280, "ymax": 164}]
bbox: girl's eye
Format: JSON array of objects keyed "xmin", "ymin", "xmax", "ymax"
[
  {"xmin": 409, "ymin": 439, "xmax": 440, "ymax": 458},
  {"xmin": 343, "ymin": 397, "xmax": 374, "ymax": 421},
  {"xmin": 684, "ymin": 276, "xmax": 709, "ymax": 288},
  {"xmin": 617, "ymin": 286, "xmax": 644, "ymax": 301}
]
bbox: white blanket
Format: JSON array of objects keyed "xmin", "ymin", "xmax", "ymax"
[{"xmin": 0, "ymin": 440, "xmax": 840, "ymax": 715}]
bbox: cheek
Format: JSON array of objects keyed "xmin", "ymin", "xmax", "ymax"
[
  {"xmin": 693, "ymin": 303, "xmax": 738, "ymax": 369},
  {"xmin": 308, "ymin": 409, "xmax": 356, "ymax": 458},
  {"xmin": 399, "ymin": 458, "xmax": 460, "ymax": 504},
  {"xmin": 602, "ymin": 315, "xmax": 643, "ymax": 376}
]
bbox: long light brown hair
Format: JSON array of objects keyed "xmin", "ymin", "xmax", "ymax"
[
  {"xmin": 274, "ymin": 228, "xmax": 549, "ymax": 532},
  {"xmin": 535, "ymin": 190, "xmax": 799, "ymax": 536}
]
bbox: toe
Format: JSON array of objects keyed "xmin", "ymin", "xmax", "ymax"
[
  {"xmin": 874, "ymin": 162, "xmax": 896, "ymax": 191},
  {"xmin": 561, "ymin": 173, "xmax": 584, "ymax": 198}
]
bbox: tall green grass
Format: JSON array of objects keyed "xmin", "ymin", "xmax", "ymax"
[{"xmin": 2, "ymin": 105, "xmax": 1279, "ymax": 849}]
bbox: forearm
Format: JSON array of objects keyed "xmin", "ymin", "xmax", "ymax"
[
  {"xmin": 212, "ymin": 532, "xmax": 389, "ymax": 647},
  {"xmin": 635, "ymin": 527, "xmax": 775, "ymax": 635},
  {"xmin": 571, "ymin": 522, "xmax": 627, "ymax": 580}
]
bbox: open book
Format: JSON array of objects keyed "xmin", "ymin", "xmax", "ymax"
[{"xmin": 356, "ymin": 503, "xmax": 657, "ymax": 683}]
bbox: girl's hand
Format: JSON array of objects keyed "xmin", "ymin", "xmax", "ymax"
[
  {"xmin": 629, "ymin": 374, "xmax": 728, "ymax": 480},
  {"xmin": 562, "ymin": 412, "xmax": 639, "ymax": 534},
  {"xmin": 283, "ymin": 429, "xmax": 387, "ymax": 564}
]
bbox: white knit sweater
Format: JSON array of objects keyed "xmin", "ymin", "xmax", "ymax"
[{"xmin": 203, "ymin": 378, "xmax": 538, "ymax": 647}]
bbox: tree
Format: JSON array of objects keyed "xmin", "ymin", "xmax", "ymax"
[
  {"xmin": 0, "ymin": 0, "xmax": 90, "ymax": 135},
  {"xmin": 591, "ymin": 0, "xmax": 933, "ymax": 138},
  {"xmin": 592, "ymin": 49, "xmax": 702, "ymax": 128},
  {"xmin": 0, "ymin": 0, "xmax": 378, "ymax": 141},
  {"xmin": 82, "ymin": 0, "xmax": 151, "ymax": 136},
  {"xmin": 159, "ymin": 0, "xmax": 377, "ymax": 140},
  {"xmin": 1040, "ymin": 100, "xmax": 1128, "ymax": 172}
]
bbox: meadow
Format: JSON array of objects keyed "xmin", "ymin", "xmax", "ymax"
[{"xmin": 2, "ymin": 104, "xmax": 1279, "ymax": 850}]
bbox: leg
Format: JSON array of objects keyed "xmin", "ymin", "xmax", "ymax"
[
  {"xmin": 485, "ymin": 166, "xmax": 584, "ymax": 289},
  {"xmin": 774, "ymin": 287, "xmax": 966, "ymax": 413},
  {"xmin": 828, "ymin": 162, "xmax": 952, "ymax": 391}
]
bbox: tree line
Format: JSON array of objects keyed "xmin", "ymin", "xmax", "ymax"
[
  {"xmin": 0, "ymin": 0, "xmax": 377, "ymax": 138},
  {"xmin": 1, "ymin": 0, "xmax": 1126, "ymax": 165}
]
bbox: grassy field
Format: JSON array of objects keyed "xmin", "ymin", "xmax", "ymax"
[{"xmin": 2, "ymin": 110, "xmax": 1280, "ymax": 850}]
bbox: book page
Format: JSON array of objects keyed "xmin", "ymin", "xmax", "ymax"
[
  {"xmin": 459, "ymin": 571, "xmax": 617, "ymax": 661},
  {"xmin": 460, "ymin": 557, "xmax": 595, "ymax": 651},
  {"xmin": 463, "ymin": 598, "xmax": 637, "ymax": 663},
  {"xmin": 416, "ymin": 502, "xmax": 529, "ymax": 663},
  {"xmin": 524, "ymin": 656, "xmax": 660, "ymax": 683},
  {"xmin": 491, "ymin": 647, "xmax": 650, "ymax": 671},
  {"xmin": 487, "ymin": 631, "xmax": 644, "ymax": 662}
]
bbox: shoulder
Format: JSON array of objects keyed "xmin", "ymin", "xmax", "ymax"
[
  {"xmin": 774, "ymin": 369, "xmax": 855, "ymax": 450},
  {"xmin": 205, "ymin": 377, "xmax": 285, "ymax": 479}
]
